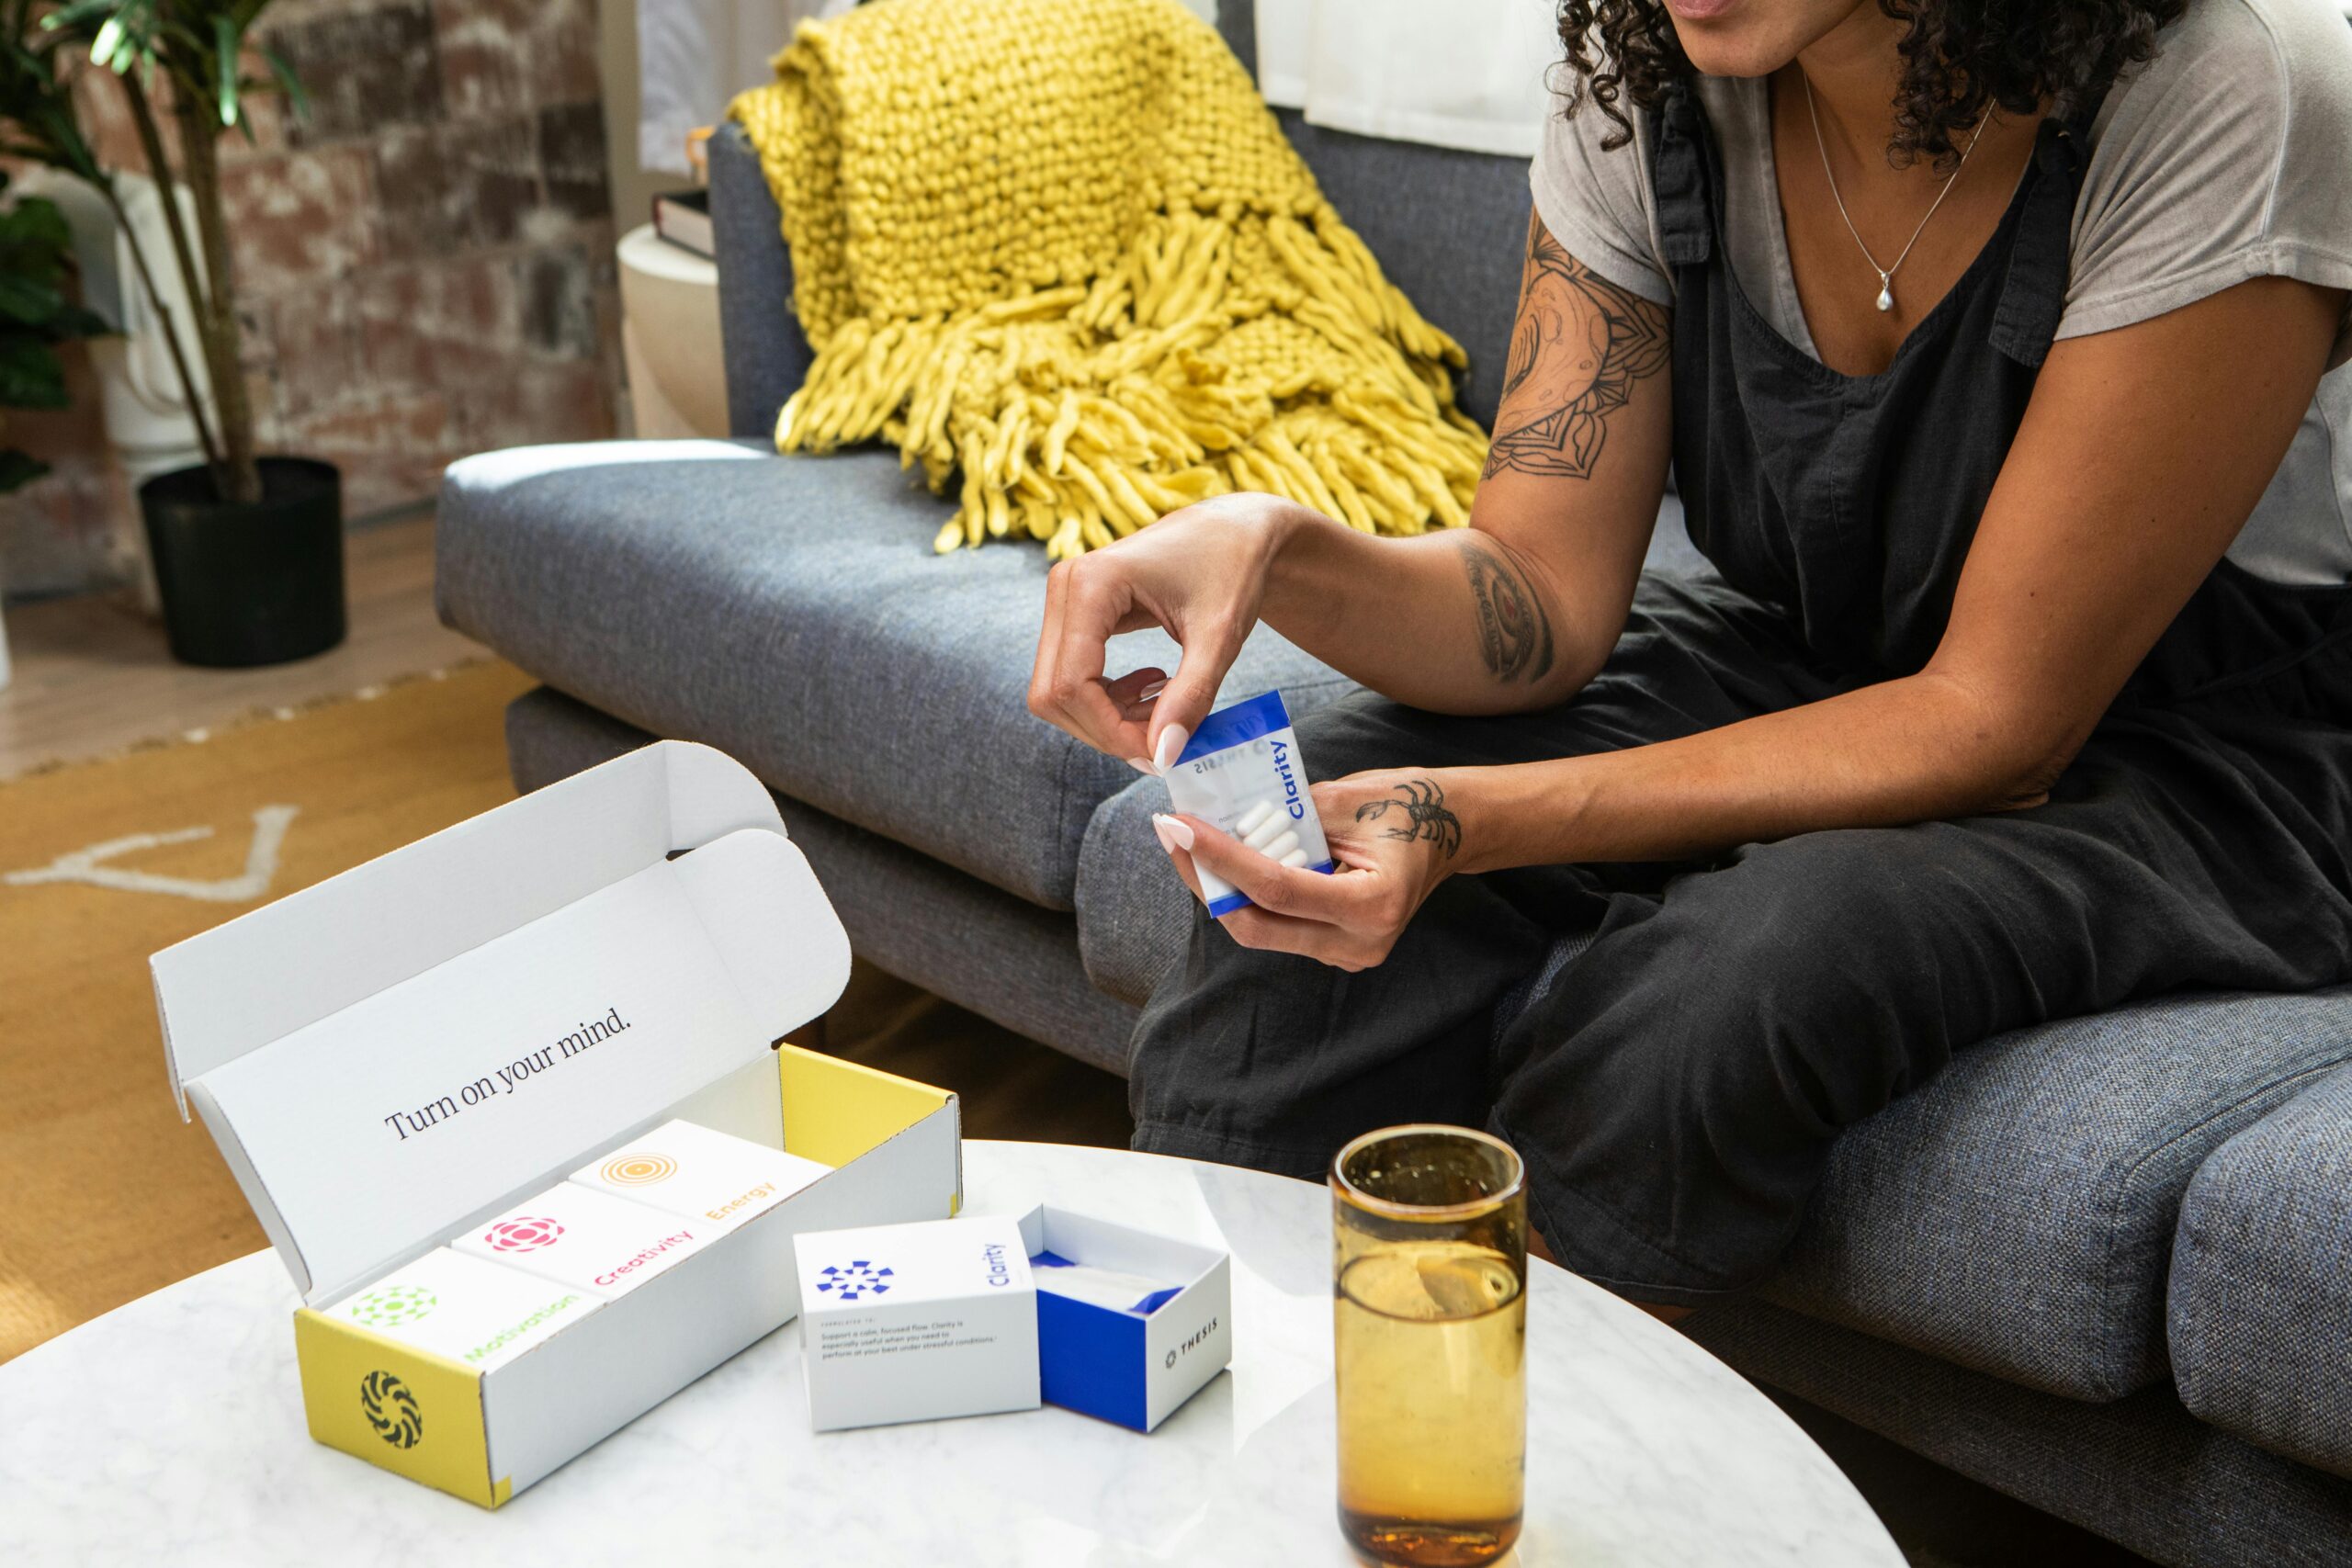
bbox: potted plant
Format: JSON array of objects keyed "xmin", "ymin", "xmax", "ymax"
[
  {"xmin": 0, "ymin": 165, "xmax": 107, "ymax": 686},
  {"xmin": 29, "ymin": 0, "xmax": 335, "ymax": 667}
]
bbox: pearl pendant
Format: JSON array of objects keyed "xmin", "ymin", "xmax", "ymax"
[{"xmin": 1874, "ymin": 278, "xmax": 1894, "ymax": 313}]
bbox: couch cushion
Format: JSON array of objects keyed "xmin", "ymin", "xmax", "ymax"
[
  {"xmin": 2170, "ymin": 1063, "xmax": 2352, "ymax": 1478},
  {"xmin": 1767, "ymin": 988, "xmax": 2352, "ymax": 1403},
  {"xmin": 435, "ymin": 440, "xmax": 1348, "ymax": 910}
]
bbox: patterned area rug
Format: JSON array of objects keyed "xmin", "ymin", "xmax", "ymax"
[
  {"xmin": 0, "ymin": 660, "xmax": 1128, "ymax": 1363},
  {"xmin": 0, "ymin": 661, "xmax": 536, "ymax": 1362}
]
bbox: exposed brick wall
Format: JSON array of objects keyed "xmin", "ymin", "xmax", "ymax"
[{"xmin": 1, "ymin": 0, "xmax": 621, "ymax": 600}]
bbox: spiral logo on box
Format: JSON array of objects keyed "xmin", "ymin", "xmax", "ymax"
[
  {"xmin": 600, "ymin": 1152, "xmax": 678, "ymax": 1187},
  {"xmin": 351, "ymin": 1285, "xmax": 437, "ymax": 1328},
  {"xmin": 359, "ymin": 1371, "xmax": 424, "ymax": 1450},
  {"xmin": 485, "ymin": 1216, "xmax": 564, "ymax": 1253}
]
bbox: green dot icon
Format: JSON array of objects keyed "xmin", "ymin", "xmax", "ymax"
[{"xmin": 352, "ymin": 1285, "xmax": 438, "ymax": 1328}]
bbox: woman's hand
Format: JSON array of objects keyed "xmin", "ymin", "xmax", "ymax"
[
  {"xmin": 1028, "ymin": 491, "xmax": 1306, "ymax": 773},
  {"xmin": 1151, "ymin": 770, "xmax": 1465, "ymax": 970}
]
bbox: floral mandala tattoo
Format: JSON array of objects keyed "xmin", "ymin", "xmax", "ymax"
[{"xmin": 1482, "ymin": 219, "xmax": 1670, "ymax": 481}]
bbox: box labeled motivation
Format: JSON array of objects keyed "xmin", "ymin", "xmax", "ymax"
[
  {"xmin": 153, "ymin": 740, "xmax": 965, "ymax": 1509},
  {"xmin": 317, "ymin": 1247, "xmax": 600, "ymax": 1372},
  {"xmin": 795, "ymin": 1215, "xmax": 1040, "ymax": 1432},
  {"xmin": 1019, "ymin": 1204, "xmax": 1231, "ymax": 1433}
]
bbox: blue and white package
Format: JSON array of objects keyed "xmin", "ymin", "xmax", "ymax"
[{"xmin": 1160, "ymin": 690, "xmax": 1335, "ymax": 917}]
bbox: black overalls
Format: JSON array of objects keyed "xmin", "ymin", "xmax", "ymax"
[{"xmin": 1128, "ymin": 87, "xmax": 2352, "ymax": 1303}]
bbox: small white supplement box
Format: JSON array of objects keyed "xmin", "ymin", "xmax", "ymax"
[
  {"xmin": 794, "ymin": 1214, "xmax": 1041, "ymax": 1432},
  {"xmin": 1020, "ymin": 1204, "xmax": 1232, "ymax": 1432},
  {"xmin": 152, "ymin": 740, "xmax": 964, "ymax": 1508}
]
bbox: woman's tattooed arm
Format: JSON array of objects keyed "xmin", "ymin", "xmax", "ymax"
[
  {"xmin": 1460, "ymin": 535, "xmax": 1555, "ymax": 682},
  {"xmin": 1482, "ymin": 218, "xmax": 1671, "ymax": 481}
]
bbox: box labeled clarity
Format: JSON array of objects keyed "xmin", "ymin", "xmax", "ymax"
[
  {"xmin": 320, "ymin": 1247, "xmax": 603, "ymax": 1371},
  {"xmin": 1018, "ymin": 1204, "xmax": 1231, "ymax": 1433},
  {"xmin": 571, "ymin": 1117, "xmax": 832, "ymax": 1234},
  {"xmin": 795, "ymin": 1215, "xmax": 1040, "ymax": 1432},
  {"xmin": 1159, "ymin": 690, "xmax": 1335, "ymax": 918}
]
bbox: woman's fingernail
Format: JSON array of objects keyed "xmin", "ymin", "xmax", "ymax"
[
  {"xmin": 1138, "ymin": 679, "xmax": 1167, "ymax": 703},
  {"xmin": 1153, "ymin": 724, "xmax": 1189, "ymax": 772},
  {"xmin": 1126, "ymin": 756, "xmax": 1157, "ymax": 775},
  {"xmin": 1151, "ymin": 813, "xmax": 1194, "ymax": 852}
]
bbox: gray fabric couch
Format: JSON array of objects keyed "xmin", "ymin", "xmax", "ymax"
[{"xmin": 435, "ymin": 6, "xmax": 2352, "ymax": 1561}]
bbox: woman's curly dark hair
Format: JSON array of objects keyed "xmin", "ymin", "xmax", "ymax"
[{"xmin": 1556, "ymin": 0, "xmax": 2188, "ymax": 170}]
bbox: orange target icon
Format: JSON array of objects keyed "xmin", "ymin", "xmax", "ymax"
[{"xmin": 601, "ymin": 1152, "xmax": 678, "ymax": 1186}]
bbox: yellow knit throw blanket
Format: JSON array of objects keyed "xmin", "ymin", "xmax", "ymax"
[{"xmin": 730, "ymin": 0, "xmax": 1488, "ymax": 557}]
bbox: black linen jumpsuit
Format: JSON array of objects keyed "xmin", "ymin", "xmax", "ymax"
[{"xmin": 1126, "ymin": 88, "xmax": 2352, "ymax": 1305}]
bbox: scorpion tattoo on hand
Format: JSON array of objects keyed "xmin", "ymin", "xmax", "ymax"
[{"xmin": 1354, "ymin": 777, "xmax": 1463, "ymax": 861}]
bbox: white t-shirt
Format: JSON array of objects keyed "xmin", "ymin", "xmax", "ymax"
[{"xmin": 1530, "ymin": 0, "xmax": 2352, "ymax": 585}]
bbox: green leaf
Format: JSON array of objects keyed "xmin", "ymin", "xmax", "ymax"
[
  {"xmin": 0, "ymin": 274, "xmax": 62, "ymax": 325},
  {"xmin": 259, "ymin": 45, "xmax": 307, "ymax": 120},
  {"xmin": 0, "ymin": 333, "xmax": 70, "ymax": 407},
  {"xmin": 212, "ymin": 13, "xmax": 237, "ymax": 125},
  {"xmin": 0, "ymin": 194, "xmax": 71, "ymax": 252}
]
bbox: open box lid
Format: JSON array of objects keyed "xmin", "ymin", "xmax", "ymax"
[{"xmin": 151, "ymin": 741, "xmax": 852, "ymax": 1308}]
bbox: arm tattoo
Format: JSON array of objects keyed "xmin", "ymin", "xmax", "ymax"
[
  {"xmin": 1460, "ymin": 535, "xmax": 1555, "ymax": 682},
  {"xmin": 1355, "ymin": 778, "xmax": 1463, "ymax": 860},
  {"xmin": 1482, "ymin": 216, "xmax": 1671, "ymax": 481}
]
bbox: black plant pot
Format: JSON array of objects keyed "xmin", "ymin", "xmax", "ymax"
[{"xmin": 141, "ymin": 457, "xmax": 346, "ymax": 669}]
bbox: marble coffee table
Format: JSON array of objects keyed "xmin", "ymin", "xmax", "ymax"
[{"xmin": 0, "ymin": 1139, "xmax": 1900, "ymax": 1565}]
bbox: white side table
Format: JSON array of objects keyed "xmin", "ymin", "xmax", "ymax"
[{"xmin": 0, "ymin": 1140, "xmax": 1901, "ymax": 1565}]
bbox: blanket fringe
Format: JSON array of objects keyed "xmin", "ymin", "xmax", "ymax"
[{"xmin": 775, "ymin": 201, "xmax": 1489, "ymax": 558}]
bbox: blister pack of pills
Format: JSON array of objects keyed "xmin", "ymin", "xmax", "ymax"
[{"xmin": 1160, "ymin": 689, "xmax": 1335, "ymax": 917}]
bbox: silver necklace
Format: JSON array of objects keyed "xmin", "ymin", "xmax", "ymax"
[{"xmin": 1803, "ymin": 73, "xmax": 1989, "ymax": 313}]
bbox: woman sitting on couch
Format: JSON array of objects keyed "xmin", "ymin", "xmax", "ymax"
[{"xmin": 1026, "ymin": 0, "xmax": 2352, "ymax": 1310}]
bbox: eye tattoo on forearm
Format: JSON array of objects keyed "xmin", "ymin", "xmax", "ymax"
[
  {"xmin": 1355, "ymin": 778, "xmax": 1463, "ymax": 860},
  {"xmin": 1482, "ymin": 217, "xmax": 1670, "ymax": 482},
  {"xmin": 1461, "ymin": 535, "xmax": 1555, "ymax": 682}
]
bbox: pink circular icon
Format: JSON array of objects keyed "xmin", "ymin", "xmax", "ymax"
[{"xmin": 486, "ymin": 1216, "xmax": 564, "ymax": 1253}]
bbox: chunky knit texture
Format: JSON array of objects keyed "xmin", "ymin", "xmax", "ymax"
[{"xmin": 731, "ymin": 0, "xmax": 1488, "ymax": 557}]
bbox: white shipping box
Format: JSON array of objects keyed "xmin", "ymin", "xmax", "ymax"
[
  {"xmin": 153, "ymin": 740, "xmax": 965, "ymax": 1508},
  {"xmin": 795, "ymin": 1215, "xmax": 1041, "ymax": 1431}
]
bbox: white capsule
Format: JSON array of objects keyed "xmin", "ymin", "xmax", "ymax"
[
  {"xmin": 1259, "ymin": 829, "xmax": 1301, "ymax": 863},
  {"xmin": 1234, "ymin": 799, "xmax": 1277, "ymax": 838},
  {"xmin": 1278, "ymin": 848, "xmax": 1311, "ymax": 868},
  {"xmin": 1243, "ymin": 816, "xmax": 1288, "ymax": 852}
]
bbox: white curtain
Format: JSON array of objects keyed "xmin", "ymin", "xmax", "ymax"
[
  {"xmin": 1255, "ymin": 0, "xmax": 1558, "ymax": 158},
  {"xmin": 638, "ymin": 0, "xmax": 858, "ymax": 175}
]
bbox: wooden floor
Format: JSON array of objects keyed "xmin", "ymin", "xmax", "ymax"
[{"xmin": 0, "ymin": 515, "xmax": 481, "ymax": 780}]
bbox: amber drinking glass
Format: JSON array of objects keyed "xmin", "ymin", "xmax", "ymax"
[{"xmin": 1331, "ymin": 1124, "xmax": 1527, "ymax": 1567}]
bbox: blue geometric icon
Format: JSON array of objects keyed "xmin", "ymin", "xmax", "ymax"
[{"xmin": 814, "ymin": 1259, "xmax": 895, "ymax": 1302}]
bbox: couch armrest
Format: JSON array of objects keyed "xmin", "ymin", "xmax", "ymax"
[
  {"xmin": 2169, "ymin": 1062, "xmax": 2352, "ymax": 1479},
  {"xmin": 710, "ymin": 118, "xmax": 812, "ymax": 440}
]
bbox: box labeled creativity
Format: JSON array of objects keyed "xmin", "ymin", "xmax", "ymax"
[{"xmin": 153, "ymin": 740, "xmax": 964, "ymax": 1508}]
